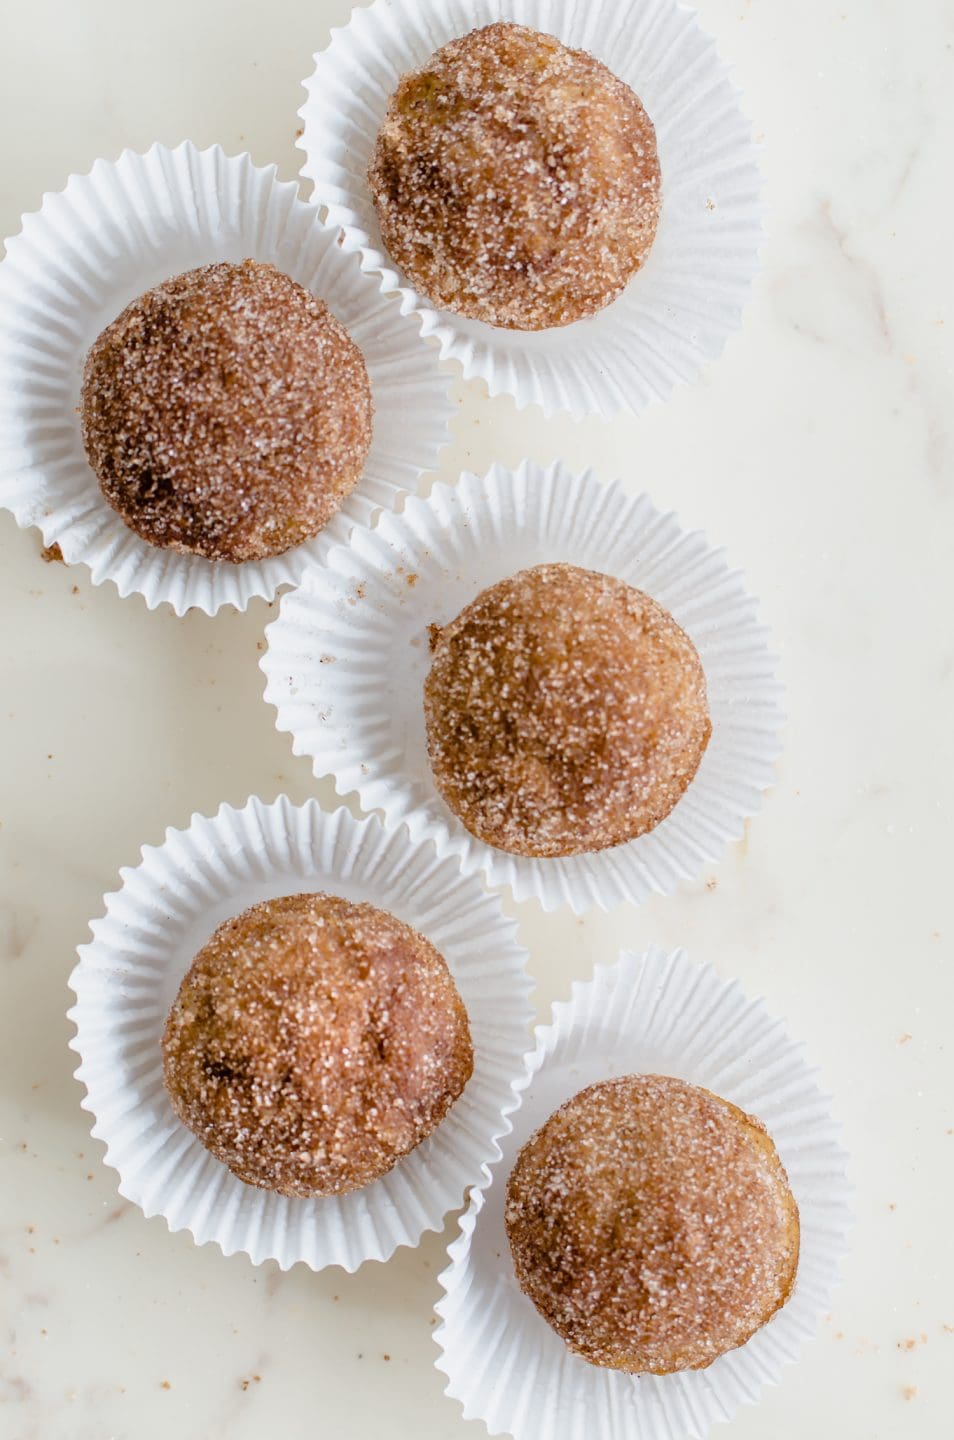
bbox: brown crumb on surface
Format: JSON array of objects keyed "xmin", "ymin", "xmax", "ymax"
[
  {"xmin": 898, "ymin": 1032, "xmax": 912, "ymax": 1045},
  {"xmin": 898, "ymin": 1338, "xmax": 917, "ymax": 1351},
  {"xmin": 40, "ymin": 542, "xmax": 64, "ymax": 563},
  {"xmin": 942, "ymin": 1324, "xmax": 954, "ymax": 1334},
  {"xmin": 888, "ymin": 1202, "xmax": 897, "ymax": 1211},
  {"xmin": 406, "ymin": 572, "xmax": 419, "ymax": 587},
  {"xmin": 319, "ymin": 654, "xmax": 336, "ymax": 664},
  {"xmin": 902, "ymin": 1386, "xmax": 918, "ymax": 1401},
  {"xmin": 705, "ymin": 877, "xmax": 717, "ymax": 891},
  {"xmin": 160, "ymin": 1380, "xmax": 171, "ymax": 1391}
]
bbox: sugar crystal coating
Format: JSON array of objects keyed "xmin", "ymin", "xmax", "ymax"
[
  {"xmin": 505, "ymin": 1074, "xmax": 800, "ymax": 1373},
  {"xmin": 368, "ymin": 22, "xmax": 661, "ymax": 330},
  {"xmin": 423, "ymin": 563, "xmax": 710, "ymax": 858},
  {"xmin": 82, "ymin": 259, "xmax": 373, "ymax": 562},
  {"xmin": 161, "ymin": 893, "xmax": 473, "ymax": 1197}
]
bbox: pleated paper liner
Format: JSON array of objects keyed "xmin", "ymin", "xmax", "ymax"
[
  {"xmin": 0, "ymin": 141, "xmax": 454, "ymax": 615},
  {"xmin": 434, "ymin": 947, "xmax": 851, "ymax": 1440},
  {"xmin": 68, "ymin": 797, "xmax": 533, "ymax": 1271},
  {"xmin": 261, "ymin": 461, "xmax": 784, "ymax": 914},
  {"xmin": 299, "ymin": 0, "xmax": 762, "ymax": 421}
]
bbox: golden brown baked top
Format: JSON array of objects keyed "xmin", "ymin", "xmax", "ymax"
[
  {"xmin": 82, "ymin": 259, "xmax": 372, "ymax": 562},
  {"xmin": 423, "ymin": 563, "xmax": 710, "ymax": 858},
  {"xmin": 161, "ymin": 893, "xmax": 473, "ymax": 1198},
  {"xmin": 368, "ymin": 22, "xmax": 661, "ymax": 329},
  {"xmin": 505, "ymin": 1075, "xmax": 800, "ymax": 1374}
]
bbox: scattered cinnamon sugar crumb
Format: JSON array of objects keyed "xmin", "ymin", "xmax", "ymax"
[
  {"xmin": 160, "ymin": 1380, "xmax": 171, "ymax": 1391},
  {"xmin": 354, "ymin": 582, "xmax": 366, "ymax": 599},
  {"xmin": 319, "ymin": 654, "xmax": 336, "ymax": 664},
  {"xmin": 383, "ymin": 1354, "xmax": 391, "ymax": 1362},
  {"xmin": 898, "ymin": 1338, "xmax": 917, "ymax": 1351},
  {"xmin": 888, "ymin": 1202, "xmax": 897, "ymax": 1211},
  {"xmin": 406, "ymin": 572, "xmax": 419, "ymax": 587},
  {"xmin": 902, "ymin": 1385, "xmax": 918, "ymax": 1402},
  {"xmin": 942, "ymin": 1324, "xmax": 954, "ymax": 1334},
  {"xmin": 71, "ymin": 585, "xmax": 79, "ymax": 594},
  {"xmin": 705, "ymin": 877, "xmax": 718, "ymax": 891},
  {"xmin": 40, "ymin": 542, "xmax": 63, "ymax": 563},
  {"xmin": 898, "ymin": 1032, "xmax": 912, "ymax": 1045}
]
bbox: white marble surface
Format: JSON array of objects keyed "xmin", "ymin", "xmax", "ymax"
[{"xmin": 0, "ymin": 1, "xmax": 951, "ymax": 1437}]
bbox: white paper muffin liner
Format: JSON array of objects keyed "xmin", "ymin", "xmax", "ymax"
[
  {"xmin": 435, "ymin": 947, "xmax": 850, "ymax": 1440},
  {"xmin": 262, "ymin": 461, "xmax": 783, "ymax": 914},
  {"xmin": 0, "ymin": 141, "xmax": 454, "ymax": 614},
  {"xmin": 299, "ymin": 0, "xmax": 762, "ymax": 421},
  {"xmin": 67, "ymin": 796, "xmax": 533, "ymax": 1271}
]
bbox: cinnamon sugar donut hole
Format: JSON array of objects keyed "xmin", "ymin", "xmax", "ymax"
[
  {"xmin": 368, "ymin": 22, "xmax": 661, "ymax": 330},
  {"xmin": 82, "ymin": 260, "xmax": 372, "ymax": 562},
  {"xmin": 423, "ymin": 563, "xmax": 710, "ymax": 858},
  {"xmin": 161, "ymin": 893, "xmax": 473, "ymax": 1198},
  {"xmin": 505, "ymin": 1075, "xmax": 800, "ymax": 1374}
]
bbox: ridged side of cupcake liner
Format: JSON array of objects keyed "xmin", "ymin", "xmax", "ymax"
[
  {"xmin": 434, "ymin": 948, "xmax": 851, "ymax": 1440},
  {"xmin": 0, "ymin": 141, "xmax": 454, "ymax": 614},
  {"xmin": 261, "ymin": 460, "xmax": 784, "ymax": 913},
  {"xmin": 67, "ymin": 796, "xmax": 533, "ymax": 1271},
  {"xmin": 300, "ymin": 0, "xmax": 762, "ymax": 420}
]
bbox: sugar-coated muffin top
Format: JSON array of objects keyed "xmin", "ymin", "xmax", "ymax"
[
  {"xmin": 505, "ymin": 1074, "xmax": 800, "ymax": 1373},
  {"xmin": 423, "ymin": 563, "xmax": 710, "ymax": 858},
  {"xmin": 369, "ymin": 22, "xmax": 661, "ymax": 329},
  {"xmin": 162, "ymin": 892, "xmax": 473, "ymax": 1197},
  {"xmin": 82, "ymin": 259, "xmax": 372, "ymax": 562}
]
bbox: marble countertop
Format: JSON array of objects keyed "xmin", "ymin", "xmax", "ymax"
[{"xmin": 1, "ymin": 1, "xmax": 951, "ymax": 1437}]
